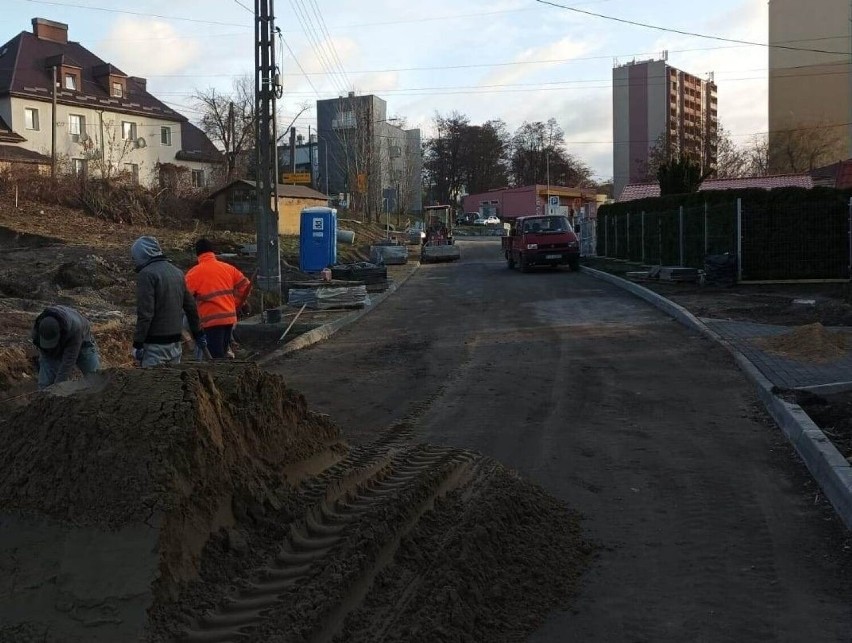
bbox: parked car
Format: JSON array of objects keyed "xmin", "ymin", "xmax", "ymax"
[
  {"xmin": 483, "ymin": 215, "xmax": 501, "ymax": 225},
  {"xmin": 501, "ymin": 214, "xmax": 580, "ymax": 272},
  {"xmin": 473, "ymin": 217, "xmax": 487, "ymax": 226}
]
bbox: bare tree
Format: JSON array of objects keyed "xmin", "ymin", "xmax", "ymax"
[
  {"xmin": 194, "ymin": 76, "xmax": 255, "ymax": 180},
  {"xmin": 768, "ymin": 121, "xmax": 845, "ymax": 173}
]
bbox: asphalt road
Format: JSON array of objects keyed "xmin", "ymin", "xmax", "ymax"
[{"xmin": 269, "ymin": 238, "xmax": 852, "ymax": 642}]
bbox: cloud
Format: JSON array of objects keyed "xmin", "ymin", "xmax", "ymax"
[
  {"xmin": 97, "ymin": 18, "xmax": 201, "ymax": 77},
  {"xmin": 478, "ymin": 36, "xmax": 596, "ymax": 87}
]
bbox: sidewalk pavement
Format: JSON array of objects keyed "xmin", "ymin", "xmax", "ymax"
[
  {"xmin": 702, "ymin": 319, "xmax": 852, "ymax": 390},
  {"xmin": 581, "ymin": 265, "xmax": 852, "ymax": 529}
]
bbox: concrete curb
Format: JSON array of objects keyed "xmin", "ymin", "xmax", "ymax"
[
  {"xmin": 257, "ymin": 263, "xmax": 420, "ymax": 365},
  {"xmin": 581, "ymin": 265, "xmax": 852, "ymax": 529}
]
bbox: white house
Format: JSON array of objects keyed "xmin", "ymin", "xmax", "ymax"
[{"xmin": 0, "ymin": 18, "xmax": 222, "ymax": 187}]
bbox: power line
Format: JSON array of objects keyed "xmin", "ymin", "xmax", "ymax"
[
  {"xmin": 288, "ymin": 0, "xmax": 348, "ymax": 94},
  {"xmin": 534, "ymin": 0, "xmax": 851, "ymax": 56},
  {"xmin": 22, "ymin": 0, "xmax": 251, "ymax": 27},
  {"xmin": 306, "ymin": 0, "xmax": 351, "ymax": 88},
  {"xmin": 278, "ymin": 31, "xmax": 321, "ymax": 98}
]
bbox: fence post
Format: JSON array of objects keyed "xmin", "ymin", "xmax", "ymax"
[
  {"xmin": 678, "ymin": 205, "xmax": 684, "ymax": 266},
  {"xmin": 736, "ymin": 198, "xmax": 743, "ymax": 282},
  {"xmin": 641, "ymin": 211, "xmax": 645, "ymax": 264},
  {"xmin": 703, "ymin": 201, "xmax": 708, "ymax": 257},
  {"xmin": 615, "ymin": 214, "xmax": 619, "ymax": 257},
  {"xmin": 848, "ymin": 197, "xmax": 852, "ymax": 280},
  {"xmin": 627, "ymin": 212, "xmax": 631, "ymax": 260},
  {"xmin": 658, "ymin": 216, "xmax": 662, "ymax": 265},
  {"xmin": 604, "ymin": 214, "xmax": 609, "ymax": 257}
]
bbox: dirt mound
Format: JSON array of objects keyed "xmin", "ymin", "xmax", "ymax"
[
  {"xmin": 147, "ymin": 440, "xmax": 591, "ymax": 643},
  {"xmin": 0, "ymin": 364, "xmax": 342, "ymax": 590},
  {"xmin": 54, "ymin": 254, "xmax": 127, "ymax": 290},
  {"xmin": 756, "ymin": 322, "xmax": 847, "ymax": 362}
]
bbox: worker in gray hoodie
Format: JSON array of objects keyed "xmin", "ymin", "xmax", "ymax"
[
  {"xmin": 31, "ymin": 305, "xmax": 100, "ymax": 388},
  {"xmin": 131, "ymin": 235, "xmax": 207, "ymax": 367}
]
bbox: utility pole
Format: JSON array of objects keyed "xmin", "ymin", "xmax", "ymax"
[
  {"xmin": 308, "ymin": 124, "xmax": 314, "ymax": 189},
  {"xmin": 289, "ymin": 126, "xmax": 296, "ymax": 174},
  {"xmin": 546, "ymin": 153, "xmax": 551, "ymax": 215},
  {"xmin": 227, "ymin": 101, "xmax": 235, "ymax": 179},
  {"xmin": 254, "ymin": 0, "xmax": 282, "ymax": 294}
]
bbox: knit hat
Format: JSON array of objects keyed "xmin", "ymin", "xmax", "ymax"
[
  {"xmin": 195, "ymin": 238, "xmax": 214, "ymax": 256},
  {"xmin": 37, "ymin": 316, "xmax": 61, "ymax": 350}
]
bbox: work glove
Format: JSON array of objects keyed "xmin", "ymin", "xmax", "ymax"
[
  {"xmin": 133, "ymin": 347, "xmax": 145, "ymax": 363},
  {"xmin": 195, "ymin": 333, "xmax": 208, "ymax": 350}
]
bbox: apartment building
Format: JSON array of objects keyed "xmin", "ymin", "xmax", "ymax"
[
  {"xmin": 0, "ymin": 18, "xmax": 222, "ymax": 187},
  {"xmin": 316, "ymin": 92, "xmax": 422, "ymax": 215},
  {"xmin": 613, "ymin": 57, "xmax": 718, "ymax": 199},
  {"xmin": 768, "ymin": 0, "xmax": 851, "ymax": 171}
]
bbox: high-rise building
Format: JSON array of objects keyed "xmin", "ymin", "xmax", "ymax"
[
  {"xmin": 612, "ymin": 58, "xmax": 718, "ymax": 199},
  {"xmin": 768, "ymin": 0, "xmax": 851, "ymax": 172},
  {"xmin": 316, "ymin": 93, "xmax": 422, "ymax": 215}
]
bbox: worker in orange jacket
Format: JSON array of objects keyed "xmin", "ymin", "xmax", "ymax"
[{"xmin": 185, "ymin": 239, "xmax": 252, "ymax": 358}]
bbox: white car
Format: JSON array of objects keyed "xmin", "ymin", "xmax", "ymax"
[
  {"xmin": 483, "ymin": 215, "xmax": 501, "ymax": 225},
  {"xmin": 473, "ymin": 217, "xmax": 487, "ymax": 226}
]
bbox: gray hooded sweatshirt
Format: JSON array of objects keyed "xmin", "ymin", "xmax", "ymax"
[
  {"xmin": 131, "ymin": 236, "xmax": 202, "ymax": 348},
  {"xmin": 31, "ymin": 305, "xmax": 96, "ymax": 383}
]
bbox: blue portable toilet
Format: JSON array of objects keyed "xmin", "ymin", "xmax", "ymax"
[{"xmin": 299, "ymin": 207, "xmax": 337, "ymax": 272}]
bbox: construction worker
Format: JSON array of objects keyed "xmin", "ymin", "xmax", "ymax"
[
  {"xmin": 185, "ymin": 238, "xmax": 252, "ymax": 359},
  {"xmin": 131, "ymin": 235, "xmax": 206, "ymax": 367},
  {"xmin": 31, "ymin": 305, "xmax": 100, "ymax": 388}
]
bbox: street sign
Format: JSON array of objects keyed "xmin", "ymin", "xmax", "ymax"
[
  {"xmin": 549, "ymin": 196, "xmax": 559, "ymax": 206},
  {"xmin": 281, "ymin": 172, "xmax": 311, "ymax": 184}
]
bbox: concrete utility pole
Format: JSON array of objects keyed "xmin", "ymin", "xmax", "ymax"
[
  {"xmin": 289, "ymin": 126, "xmax": 296, "ymax": 174},
  {"xmin": 254, "ymin": 0, "xmax": 282, "ymax": 294}
]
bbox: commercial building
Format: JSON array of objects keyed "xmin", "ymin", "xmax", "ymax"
[
  {"xmin": 612, "ymin": 57, "xmax": 718, "ymax": 200},
  {"xmin": 0, "ymin": 18, "xmax": 221, "ymax": 187},
  {"xmin": 316, "ymin": 92, "xmax": 422, "ymax": 215},
  {"xmin": 768, "ymin": 0, "xmax": 852, "ymax": 170}
]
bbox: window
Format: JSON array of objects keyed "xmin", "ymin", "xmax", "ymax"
[
  {"xmin": 160, "ymin": 126, "xmax": 171, "ymax": 146},
  {"xmin": 124, "ymin": 163, "xmax": 139, "ymax": 185},
  {"xmin": 122, "ymin": 121, "xmax": 137, "ymax": 141},
  {"xmin": 191, "ymin": 169, "xmax": 205, "ymax": 188},
  {"xmin": 72, "ymin": 158, "xmax": 87, "ymax": 177},
  {"xmin": 64, "ymin": 73, "xmax": 77, "ymax": 90},
  {"xmin": 112, "ymin": 81, "xmax": 123, "ymax": 98},
  {"xmin": 68, "ymin": 114, "xmax": 85, "ymax": 141},
  {"xmin": 24, "ymin": 107, "xmax": 39, "ymax": 131}
]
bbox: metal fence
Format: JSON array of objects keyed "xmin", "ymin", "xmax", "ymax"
[{"xmin": 597, "ymin": 197, "xmax": 852, "ymax": 282}]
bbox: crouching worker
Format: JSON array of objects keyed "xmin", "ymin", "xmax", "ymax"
[
  {"xmin": 131, "ymin": 235, "xmax": 207, "ymax": 367},
  {"xmin": 31, "ymin": 305, "xmax": 100, "ymax": 389}
]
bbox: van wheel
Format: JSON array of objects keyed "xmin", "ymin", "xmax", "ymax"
[
  {"xmin": 569, "ymin": 256, "xmax": 580, "ymax": 272},
  {"xmin": 506, "ymin": 252, "xmax": 515, "ymax": 269},
  {"xmin": 519, "ymin": 254, "xmax": 530, "ymax": 273}
]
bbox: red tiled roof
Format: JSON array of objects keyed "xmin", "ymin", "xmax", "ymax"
[
  {"xmin": 0, "ymin": 144, "xmax": 50, "ymax": 164},
  {"xmin": 0, "ymin": 114, "xmax": 25, "ymax": 143},
  {"xmin": 0, "ymin": 30, "xmax": 183, "ymax": 122},
  {"xmin": 617, "ymin": 174, "xmax": 815, "ymax": 202},
  {"xmin": 208, "ymin": 179, "xmax": 328, "ymax": 201},
  {"xmin": 175, "ymin": 122, "xmax": 224, "ymax": 164}
]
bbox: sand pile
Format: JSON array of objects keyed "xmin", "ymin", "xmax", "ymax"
[
  {"xmin": 757, "ymin": 322, "xmax": 847, "ymax": 363},
  {"xmin": 0, "ymin": 364, "xmax": 342, "ymax": 616}
]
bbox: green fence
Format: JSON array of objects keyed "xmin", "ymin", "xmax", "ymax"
[{"xmin": 597, "ymin": 196, "xmax": 852, "ymax": 281}]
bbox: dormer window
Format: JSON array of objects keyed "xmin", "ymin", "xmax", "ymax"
[
  {"xmin": 64, "ymin": 73, "xmax": 76, "ymax": 90},
  {"xmin": 58, "ymin": 66, "xmax": 81, "ymax": 92},
  {"xmin": 112, "ymin": 81, "xmax": 123, "ymax": 98}
]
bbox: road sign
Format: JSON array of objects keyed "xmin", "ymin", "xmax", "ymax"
[
  {"xmin": 549, "ymin": 195, "xmax": 559, "ymax": 206},
  {"xmin": 281, "ymin": 172, "xmax": 311, "ymax": 184}
]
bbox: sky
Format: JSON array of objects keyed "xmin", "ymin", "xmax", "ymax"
[{"xmin": 3, "ymin": 0, "xmax": 772, "ymax": 182}]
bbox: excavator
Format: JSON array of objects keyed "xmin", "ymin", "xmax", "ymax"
[{"xmin": 420, "ymin": 205, "xmax": 461, "ymax": 263}]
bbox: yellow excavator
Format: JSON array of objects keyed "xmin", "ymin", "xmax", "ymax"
[{"xmin": 420, "ymin": 205, "xmax": 461, "ymax": 263}]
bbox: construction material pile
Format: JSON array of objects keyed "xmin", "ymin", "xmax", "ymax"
[
  {"xmin": 288, "ymin": 284, "xmax": 371, "ymax": 309},
  {"xmin": 756, "ymin": 322, "xmax": 848, "ymax": 363}
]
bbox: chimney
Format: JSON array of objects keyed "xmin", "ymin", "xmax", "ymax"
[
  {"xmin": 348, "ymin": 91, "xmax": 355, "ymax": 98},
  {"xmin": 32, "ymin": 18, "xmax": 68, "ymax": 44}
]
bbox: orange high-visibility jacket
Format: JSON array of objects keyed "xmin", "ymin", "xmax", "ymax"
[{"xmin": 185, "ymin": 252, "xmax": 251, "ymax": 329}]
